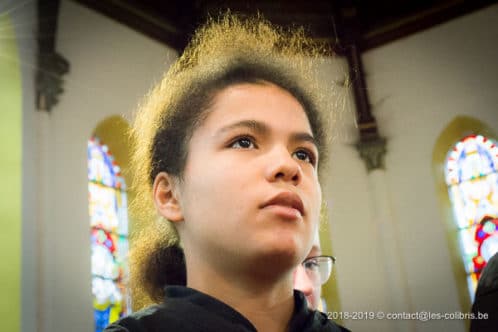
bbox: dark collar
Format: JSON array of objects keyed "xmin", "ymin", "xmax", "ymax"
[
  {"xmin": 164, "ymin": 286, "xmax": 256, "ymax": 331},
  {"xmin": 163, "ymin": 286, "xmax": 315, "ymax": 331}
]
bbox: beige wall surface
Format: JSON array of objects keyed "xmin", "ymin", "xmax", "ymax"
[
  {"xmin": 327, "ymin": 4, "xmax": 498, "ymax": 331},
  {"xmin": 34, "ymin": 1, "xmax": 177, "ymax": 331},
  {"xmin": 0, "ymin": 12, "xmax": 22, "ymax": 332}
]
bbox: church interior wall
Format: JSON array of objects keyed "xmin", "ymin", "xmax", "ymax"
[
  {"xmin": 34, "ymin": 1, "xmax": 177, "ymax": 331},
  {"xmin": 326, "ymin": 5, "xmax": 497, "ymax": 331}
]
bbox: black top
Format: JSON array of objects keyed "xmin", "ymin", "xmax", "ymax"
[
  {"xmin": 470, "ymin": 252, "xmax": 498, "ymax": 331},
  {"xmin": 105, "ymin": 286, "xmax": 350, "ymax": 332}
]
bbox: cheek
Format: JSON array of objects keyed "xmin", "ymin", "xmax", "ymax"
[
  {"xmin": 314, "ymin": 179, "xmax": 322, "ymax": 202},
  {"xmin": 315, "ymin": 181, "xmax": 322, "ymax": 207},
  {"xmin": 308, "ymin": 181, "xmax": 322, "ymax": 222},
  {"xmin": 182, "ymin": 160, "xmax": 248, "ymax": 222}
]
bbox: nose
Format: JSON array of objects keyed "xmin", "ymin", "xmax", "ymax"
[
  {"xmin": 264, "ymin": 146, "xmax": 302, "ymax": 185},
  {"xmin": 293, "ymin": 265, "xmax": 314, "ymax": 297}
]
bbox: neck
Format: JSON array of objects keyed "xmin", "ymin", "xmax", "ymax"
[{"xmin": 186, "ymin": 252, "xmax": 296, "ymax": 332}]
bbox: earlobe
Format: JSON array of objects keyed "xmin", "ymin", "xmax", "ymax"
[{"xmin": 152, "ymin": 172, "xmax": 184, "ymax": 222}]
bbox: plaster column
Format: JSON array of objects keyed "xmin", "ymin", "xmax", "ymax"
[
  {"xmin": 357, "ymin": 138, "xmax": 415, "ymax": 331},
  {"xmin": 36, "ymin": 110, "xmax": 55, "ymax": 332}
]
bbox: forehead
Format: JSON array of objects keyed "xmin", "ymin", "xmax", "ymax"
[{"xmin": 203, "ymin": 83, "xmax": 313, "ymax": 133}]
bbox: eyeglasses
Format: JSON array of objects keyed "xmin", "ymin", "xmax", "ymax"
[{"xmin": 301, "ymin": 255, "xmax": 336, "ymax": 285}]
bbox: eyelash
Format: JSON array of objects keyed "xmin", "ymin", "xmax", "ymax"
[
  {"xmin": 228, "ymin": 135, "xmax": 317, "ymax": 166},
  {"xmin": 303, "ymin": 259, "xmax": 320, "ymax": 269},
  {"xmin": 293, "ymin": 148, "xmax": 317, "ymax": 166},
  {"xmin": 228, "ymin": 135, "xmax": 258, "ymax": 149}
]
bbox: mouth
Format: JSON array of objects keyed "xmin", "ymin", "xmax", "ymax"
[{"xmin": 260, "ymin": 191, "xmax": 305, "ymax": 217}]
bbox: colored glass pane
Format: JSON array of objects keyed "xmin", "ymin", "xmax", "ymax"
[
  {"xmin": 88, "ymin": 137, "xmax": 130, "ymax": 332},
  {"xmin": 445, "ymin": 134, "xmax": 498, "ymax": 300}
]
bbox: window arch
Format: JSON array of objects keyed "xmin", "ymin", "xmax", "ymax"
[
  {"xmin": 444, "ymin": 134, "xmax": 498, "ymax": 299},
  {"xmin": 88, "ymin": 136, "xmax": 130, "ymax": 332}
]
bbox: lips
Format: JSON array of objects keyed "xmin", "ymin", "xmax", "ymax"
[{"xmin": 261, "ymin": 191, "xmax": 305, "ymax": 216}]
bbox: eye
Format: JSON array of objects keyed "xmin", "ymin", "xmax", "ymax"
[
  {"xmin": 293, "ymin": 149, "xmax": 316, "ymax": 165},
  {"xmin": 303, "ymin": 258, "xmax": 320, "ymax": 270},
  {"xmin": 229, "ymin": 136, "xmax": 256, "ymax": 149}
]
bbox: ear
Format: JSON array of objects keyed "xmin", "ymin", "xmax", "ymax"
[{"xmin": 152, "ymin": 172, "xmax": 184, "ymax": 222}]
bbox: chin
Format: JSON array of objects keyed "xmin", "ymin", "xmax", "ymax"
[
  {"xmin": 254, "ymin": 243, "xmax": 303, "ymax": 272},
  {"xmin": 248, "ymin": 231, "xmax": 308, "ymax": 268}
]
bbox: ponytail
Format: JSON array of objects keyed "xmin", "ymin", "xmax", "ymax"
[{"xmin": 129, "ymin": 222, "xmax": 185, "ymax": 310}]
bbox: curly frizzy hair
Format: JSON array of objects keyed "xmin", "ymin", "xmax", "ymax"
[{"xmin": 128, "ymin": 13, "xmax": 334, "ymax": 310}]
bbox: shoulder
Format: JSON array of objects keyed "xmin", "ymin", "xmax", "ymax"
[
  {"xmin": 476, "ymin": 252, "xmax": 498, "ymax": 297},
  {"xmin": 291, "ymin": 291, "xmax": 350, "ymax": 332},
  {"xmin": 311, "ymin": 311, "xmax": 352, "ymax": 332},
  {"xmin": 103, "ymin": 306, "xmax": 159, "ymax": 332},
  {"xmin": 104, "ymin": 304, "xmax": 178, "ymax": 332}
]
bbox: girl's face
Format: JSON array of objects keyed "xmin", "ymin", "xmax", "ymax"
[{"xmin": 176, "ymin": 83, "xmax": 322, "ymax": 274}]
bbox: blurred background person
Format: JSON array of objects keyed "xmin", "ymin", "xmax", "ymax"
[{"xmin": 294, "ymin": 232, "xmax": 335, "ymax": 311}]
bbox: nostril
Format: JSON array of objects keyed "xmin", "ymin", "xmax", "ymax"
[{"xmin": 273, "ymin": 171, "xmax": 300, "ymax": 183}]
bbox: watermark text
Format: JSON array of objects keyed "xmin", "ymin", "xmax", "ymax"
[{"xmin": 327, "ymin": 311, "xmax": 488, "ymax": 321}]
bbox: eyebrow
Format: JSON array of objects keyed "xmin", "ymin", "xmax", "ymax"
[
  {"xmin": 308, "ymin": 245, "xmax": 322, "ymax": 257},
  {"xmin": 216, "ymin": 119, "xmax": 318, "ymax": 147}
]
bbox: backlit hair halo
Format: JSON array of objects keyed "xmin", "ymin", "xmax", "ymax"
[{"xmin": 127, "ymin": 13, "xmax": 335, "ymax": 309}]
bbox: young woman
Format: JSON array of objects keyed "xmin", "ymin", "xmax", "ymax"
[{"xmin": 105, "ymin": 14, "xmax": 349, "ymax": 332}]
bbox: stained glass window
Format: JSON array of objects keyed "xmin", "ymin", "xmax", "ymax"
[
  {"xmin": 88, "ymin": 136, "xmax": 130, "ymax": 332},
  {"xmin": 445, "ymin": 134, "xmax": 498, "ymax": 300}
]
